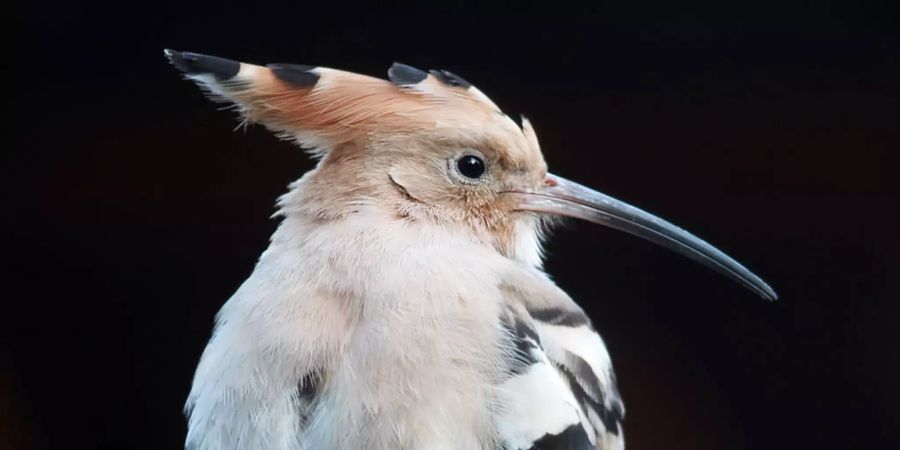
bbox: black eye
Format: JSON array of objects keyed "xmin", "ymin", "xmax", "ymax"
[{"xmin": 456, "ymin": 155, "xmax": 486, "ymax": 179}]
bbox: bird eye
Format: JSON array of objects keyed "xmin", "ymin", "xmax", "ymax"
[{"xmin": 456, "ymin": 155, "xmax": 486, "ymax": 179}]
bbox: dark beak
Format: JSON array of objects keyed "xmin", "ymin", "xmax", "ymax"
[{"xmin": 513, "ymin": 174, "xmax": 777, "ymax": 301}]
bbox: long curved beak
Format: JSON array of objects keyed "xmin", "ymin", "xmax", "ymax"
[{"xmin": 513, "ymin": 174, "xmax": 777, "ymax": 301}]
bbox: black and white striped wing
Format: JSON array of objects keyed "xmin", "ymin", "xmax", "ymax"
[
  {"xmin": 496, "ymin": 302, "xmax": 625, "ymax": 450},
  {"xmin": 531, "ymin": 306, "xmax": 625, "ymax": 450}
]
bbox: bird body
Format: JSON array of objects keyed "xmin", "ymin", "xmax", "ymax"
[
  {"xmin": 187, "ymin": 207, "xmax": 620, "ymax": 449},
  {"xmin": 166, "ymin": 49, "xmax": 774, "ymax": 450}
]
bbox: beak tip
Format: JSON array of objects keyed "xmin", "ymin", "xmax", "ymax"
[
  {"xmin": 740, "ymin": 270, "xmax": 778, "ymax": 301},
  {"xmin": 753, "ymin": 281, "xmax": 778, "ymax": 302}
]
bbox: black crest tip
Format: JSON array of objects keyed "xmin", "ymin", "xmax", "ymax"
[
  {"xmin": 267, "ymin": 63, "xmax": 320, "ymax": 87},
  {"xmin": 164, "ymin": 49, "xmax": 240, "ymax": 81},
  {"xmin": 429, "ymin": 69, "xmax": 471, "ymax": 89},
  {"xmin": 388, "ymin": 62, "xmax": 428, "ymax": 86}
]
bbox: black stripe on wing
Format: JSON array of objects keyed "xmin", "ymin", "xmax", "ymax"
[
  {"xmin": 557, "ymin": 351, "xmax": 624, "ymax": 436},
  {"xmin": 527, "ymin": 307, "xmax": 591, "ymax": 328},
  {"xmin": 499, "ymin": 309, "xmax": 543, "ymax": 376},
  {"xmin": 296, "ymin": 371, "xmax": 321, "ymax": 428},
  {"xmin": 529, "ymin": 424, "xmax": 594, "ymax": 450}
]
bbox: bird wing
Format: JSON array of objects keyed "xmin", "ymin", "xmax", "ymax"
[
  {"xmin": 529, "ymin": 306, "xmax": 626, "ymax": 450},
  {"xmin": 497, "ymin": 276, "xmax": 625, "ymax": 450}
]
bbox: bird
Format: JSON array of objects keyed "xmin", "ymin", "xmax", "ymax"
[{"xmin": 164, "ymin": 49, "xmax": 777, "ymax": 450}]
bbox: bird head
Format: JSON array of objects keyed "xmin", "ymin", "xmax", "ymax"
[{"xmin": 165, "ymin": 50, "xmax": 776, "ymax": 300}]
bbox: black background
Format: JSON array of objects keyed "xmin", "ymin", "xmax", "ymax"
[{"xmin": 5, "ymin": 1, "xmax": 899, "ymax": 449}]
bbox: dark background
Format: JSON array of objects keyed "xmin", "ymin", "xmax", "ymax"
[{"xmin": 5, "ymin": 1, "xmax": 899, "ymax": 449}]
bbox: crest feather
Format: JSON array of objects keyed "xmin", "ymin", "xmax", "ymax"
[{"xmin": 166, "ymin": 50, "xmax": 522, "ymax": 156}]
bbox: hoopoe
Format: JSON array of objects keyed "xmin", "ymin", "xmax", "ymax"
[{"xmin": 165, "ymin": 49, "xmax": 775, "ymax": 450}]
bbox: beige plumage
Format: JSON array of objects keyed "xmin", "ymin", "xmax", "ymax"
[{"xmin": 166, "ymin": 49, "xmax": 774, "ymax": 450}]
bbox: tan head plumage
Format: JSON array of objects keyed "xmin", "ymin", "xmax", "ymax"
[
  {"xmin": 164, "ymin": 50, "xmax": 540, "ymax": 165},
  {"xmin": 165, "ymin": 49, "xmax": 549, "ymax": 262},
  {"xmin": 165, "ymin": 49, "xmax": 777, "ymax": 298}
]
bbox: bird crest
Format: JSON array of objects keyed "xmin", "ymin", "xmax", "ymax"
[{"xmin": 165, "ymin": 50, "xmax": 538, "ymax": 163}]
